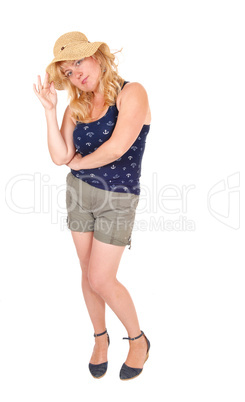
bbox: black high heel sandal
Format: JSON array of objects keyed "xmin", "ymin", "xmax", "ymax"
[
  {"xmin": 119, "ymin": 330, "xmax": 150, "ymax": 380},
  {"xmin": 89, "ymin": 329, "xmax": 110, "ymax": 379}
]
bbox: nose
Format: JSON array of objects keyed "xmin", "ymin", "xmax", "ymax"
[{"xmin": 75, "ymin": 70, "xmax": 83, "ymax": 79}]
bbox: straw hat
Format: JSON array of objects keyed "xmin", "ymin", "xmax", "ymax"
[{"xmin": 46, "ymin": 31, "xmax": 105, "ymax": 90}]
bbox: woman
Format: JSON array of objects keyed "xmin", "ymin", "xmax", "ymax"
[{"xmin": 33, "ymin": 31, "xmax": 151, "ymax": 381}]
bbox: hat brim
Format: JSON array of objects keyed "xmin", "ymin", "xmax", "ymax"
[{"xmin": 46, "ymin": 41, "xmax": 104, "ymax": 90}]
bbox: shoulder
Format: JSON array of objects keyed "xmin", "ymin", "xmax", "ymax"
[
  {"xmin": 116, "ymin": 82, "xmax": 149, "ymax": 111},
  {"xmin": 63, "ymin": 105, "xmax": 77, "ymax": 125}
]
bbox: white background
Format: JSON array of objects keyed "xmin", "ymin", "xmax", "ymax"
[{"xmin": 1, "ymin": 0, "xmax": 245, "ymax": 401}]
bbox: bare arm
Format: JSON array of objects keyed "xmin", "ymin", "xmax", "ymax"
[
  {"xmin": 67, "ymin": 83, "xmax": 149, "ymax": 170},
  {"xmin": 46, "ymin": 106, "xmax": 76, "ymax": 165},
  {"xmin": 33, "ymin": 73, "xmax": 76, "ymax": 165}
]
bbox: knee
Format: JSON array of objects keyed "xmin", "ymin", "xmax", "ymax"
[
  {"xmin": 88, "ymin": 268, "xmax": 110, "ymax": 296},
  {"xmin": 79, "ymin": 259, "xmax": 90, "ymax": 281}
]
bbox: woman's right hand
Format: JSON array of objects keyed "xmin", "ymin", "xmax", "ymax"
[{"xmin": 33, "ymin": 72, "xmax": 58, "ymax": 110}]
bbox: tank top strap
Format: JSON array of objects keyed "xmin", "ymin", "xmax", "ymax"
[{"xmin": 121, "ymin": 80, "xmax": 129, "ymax": 89}]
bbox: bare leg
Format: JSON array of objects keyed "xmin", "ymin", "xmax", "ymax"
[
  {"xmin": 71, "ymin": 231, "xmax": 108, "ymax": 364},
  {"xmin": 88, "ymin": 237, "xmax": 148, "ymax": 368}
]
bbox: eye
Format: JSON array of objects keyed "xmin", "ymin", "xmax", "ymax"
[
  {"xmin": 65, "ymin": 71, "xmax": 72, "ymax": 78},
  {"xmin": 76, "ymin": 58, "xmax": 84, "ymax": 66}
]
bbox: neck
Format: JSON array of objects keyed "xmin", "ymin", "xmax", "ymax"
[{"xmin": 93, "ymin": 90, "xmax": 105, "ymax": 104}]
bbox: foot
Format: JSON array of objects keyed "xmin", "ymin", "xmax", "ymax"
[
  {"xmin": 124, "ymin": 334, "xmax": 148, "ymax": 369},
  {"xmin": 89, "ymin": 333, "xmax": 109, "ymax": 365}
]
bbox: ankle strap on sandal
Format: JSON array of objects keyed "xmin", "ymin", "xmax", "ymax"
[
  {"xmin": 123, "ymin": 330, "xmax": 144, "ymax": 341},
  {"xmin": 94, "ymin": 329, "xmax": 107, "ymax": 338}
]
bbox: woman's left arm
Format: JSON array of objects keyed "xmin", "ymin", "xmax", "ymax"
[{"xmin": 67, "ymin": 83, "xmax": 149, "ymax": 170}]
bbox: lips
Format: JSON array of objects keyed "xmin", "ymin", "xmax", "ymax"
[{"xmin": 82, "ymin": 76, "xmax": 88, "ymax": 84}]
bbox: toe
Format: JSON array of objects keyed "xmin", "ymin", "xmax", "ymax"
[{"xmin": 119, "ymin": 363, "xmax": 142, "ymax": 380}]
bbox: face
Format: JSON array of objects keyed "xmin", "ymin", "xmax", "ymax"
[{"xmin": 62, "ymin": 57, "xmax": 102, "ymax": 93}]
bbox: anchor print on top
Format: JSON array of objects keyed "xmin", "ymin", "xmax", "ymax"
[{"xmin": 71, "ymin": 100, "xmax": 150, "ymax": 195}]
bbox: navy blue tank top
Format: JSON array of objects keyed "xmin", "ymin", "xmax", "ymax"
[{"xmin": 71, "ymin": 82, "xmax": 150, "ymax": 195}]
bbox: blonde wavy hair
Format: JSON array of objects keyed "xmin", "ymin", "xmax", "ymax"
[{"xmin": 55, "ymin": 44, "xmax": 124, "ymax": 123}]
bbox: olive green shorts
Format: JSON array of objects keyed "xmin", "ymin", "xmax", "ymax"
[{"xmin": 66, "ymin": 172, "xmax": 139, "ymax": 247}]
